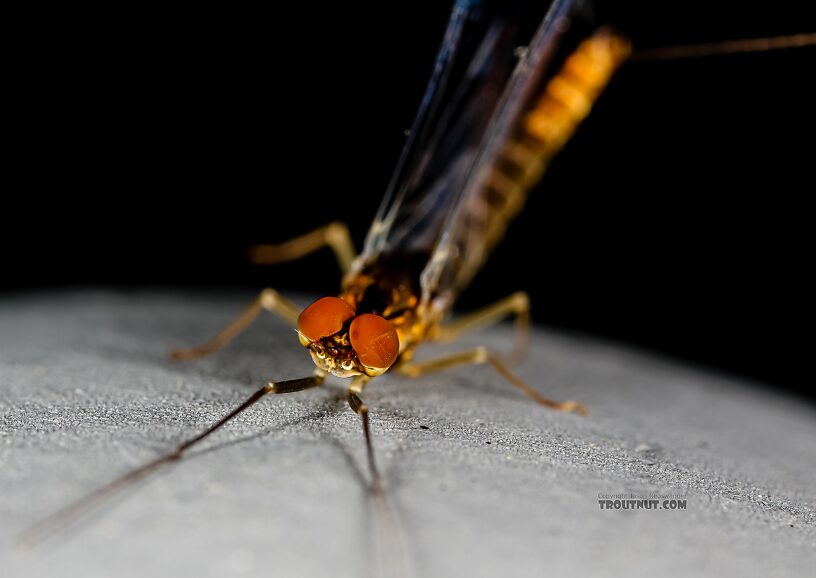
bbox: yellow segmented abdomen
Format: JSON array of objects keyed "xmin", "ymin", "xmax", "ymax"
[{"xmin": 482, "ymin": 27, "xmax": 632, "ymax": 253}]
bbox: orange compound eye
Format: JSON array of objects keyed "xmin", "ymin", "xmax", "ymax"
[
  {"xmin": 297, "ymin": 297, "xmax": 355, "ymax": 342},
  {"xmin": 349, "ymin": 314, "xmax": 399, "ymax": 370}
]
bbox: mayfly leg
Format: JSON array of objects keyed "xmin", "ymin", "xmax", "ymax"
[
  {"xmin": 431, "ymin": 291, "xmax": 531, "ymax": 364},
  {"xmin": 170, "ymin": 221, "xmax": 357, "ymax": 361},
  {"xmin": 169, "ymin": 288, "xmax": 300, "ymax": 360},
  {"xmin": 248, "ymin": 221, "xmax": 356, "ymax": 274},
  {"xmin": 18, "ymin": 373, "xmax": 326, "ymax": 548},
  {"xmin": 170, "ymin": 222, "xmax": 355, "ymax": 361},
  {"xmin": 413, "ymin": 292, "xmax": 586, "ymax": 413},
  {"xmin": 399, "ymin": 347, "xmax": 587, "ymax": 415},
  {"xmin": 347, "ymin": 376, "xmax": 380, "ymax": 484},
  {"xmin": 344, "ymin": 378, "xmax": 413, "ymax": 578}
]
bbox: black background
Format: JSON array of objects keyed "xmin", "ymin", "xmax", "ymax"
[{"xmin": 5, "ymin": 2, "xmax": 815, "ymax": 402}]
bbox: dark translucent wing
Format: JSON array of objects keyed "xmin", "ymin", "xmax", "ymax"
[
  {"xmin": 420, "ymin": 0, "xmax": 580, "ymax": 309},
  {"xmin": 359, "ymin": 0, "xmax": 520, "ymax": 264},
  {"xmin": 356, "ymin": 0, "xmax": 601, "ymax": 315}
]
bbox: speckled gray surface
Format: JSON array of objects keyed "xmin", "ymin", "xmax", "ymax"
[{"xmin": 0, "ymin": 290, "xmax": 814, "ymax": 578}]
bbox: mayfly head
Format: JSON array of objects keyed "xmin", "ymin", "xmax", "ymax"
[{"xmin": 297, "ymin": 296, "xmax": 400, "ymax": 378}]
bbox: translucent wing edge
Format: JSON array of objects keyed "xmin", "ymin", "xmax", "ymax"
[{"xmin": 357, "ymin": 1, "xmax": 474, "ymax": 267}]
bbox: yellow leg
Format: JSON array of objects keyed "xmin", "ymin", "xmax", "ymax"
[
  {"xmin": 169, "ymin": 288, "xmax": 300, "ymax": 361},
  {"xmin": 247, "ymin": 221, "xmax": 356, "ymax": 274},
  {"xmin": 398, "ymin": 347, "xmax": 587, "ymax": 415},
  {"xmin": 432, "ymin": 291, "xmax": 530, "ymax": 363}
]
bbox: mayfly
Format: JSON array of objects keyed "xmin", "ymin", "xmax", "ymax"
[{"xmin": 20, "ymin": 0, "xmax": 815, "ymax": 545}]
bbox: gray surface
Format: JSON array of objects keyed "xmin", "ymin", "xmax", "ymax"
[{"xmin": 1, "ymin": 290, "xmax": 814, "ymax": 578}]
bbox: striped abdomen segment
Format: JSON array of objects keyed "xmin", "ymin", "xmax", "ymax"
[{"xmin": 481, "ymin": 28, "xmax": 631, "ymax": 254}]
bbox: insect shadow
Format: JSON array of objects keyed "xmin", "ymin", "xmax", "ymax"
[{"xmin": 23, "ymin": 388, "xmax": 413, "ymax": 575}]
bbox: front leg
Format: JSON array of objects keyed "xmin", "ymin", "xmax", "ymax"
[{"xmin": 346, "ymin": 376, "xmax": 380, "ymax": 484}]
